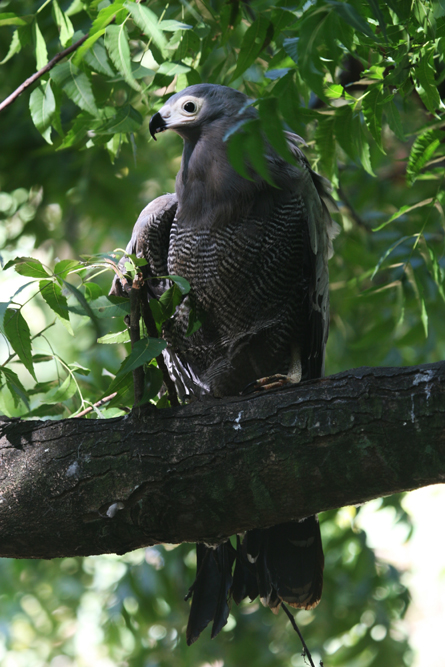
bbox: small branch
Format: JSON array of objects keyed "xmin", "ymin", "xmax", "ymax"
[
  {"xmin": 129, "ymin": 276, "xmax": 145, "ymax": 405},
  {"xmin": 140, "ymin": 283, "xmax": 179, "ymax": 407},
  {"xmin": 282, "ymin": 603, "xmax": 316, "ymax": 667},
  {"xmin": 76, "ymin": 392, "xmax": 118, "ymax": 418},
  {"xmin": 0, "ymin": 34, "xmax": 89, "ymax": 113}
]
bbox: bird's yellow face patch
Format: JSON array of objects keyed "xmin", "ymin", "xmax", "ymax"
[{"xmin": 160, "ymin": 95, "xmax": 204, "ymax": 128}]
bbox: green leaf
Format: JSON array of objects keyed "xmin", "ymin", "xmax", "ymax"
[
  {"xmin": 104, "ymin": 364, "xmax": 133, "ymax": 401},
  {"xmin": 72, "ymin": 29, "xmax": 106, "ymax": 65},
  {"xmin": 335, "ymin": 105, "xmax": 375, "ymax": 176},
  {"xmin": 69, "ymin": 363, "xmax": 90, "ymax": 376},
  {"xmin": 28, "ymin": 403, "xmax": 66, "ymax": 417},
  {"xmin": 116, "ymin": 337, "xmax": 166, "ymax": 378},
  {"xmin": 69, "ymin": 294, "xmax": 130, "ymax": 318},
  {"xmin": 29, "ymin": 80, "xmax": 56, "ymax": 145},
  {"xmin": 230, "ymin": 17, "xmax": 273, "ymax": 82},
  {"xmin": 373, "ymin": 199, "xmax": 434, "ymax": 231},
  {"xmin": 157, "ymin": 61, "xmax": 190, "ymax": 76},
  {"xmin": 45, "ymin": 373, "xmax": 78, "ymax": 404},
  {"xmin": 283, "ymin": 37, "xmax": 298, "ymax": 63},
  {"xmin": 105, "ymin": 24, "xmax": 141, "ymax": 92},
  {"xmin": 40, "ymin": 279, "xmax": 73, "ymax": 334},
  {"xmin": 84, "ymin": 282, "xmax": 103, "ymax": 301},
  {"xmin": 258, "ymin": 96, "xmax": 294, "ymax": 164},
  {"xmin": 82, "ymin": 37, "xmax": 115, "ymax": 76},
  {"xmin": 186, "ymin": 305, "xmax": 203, "ymax": 337},
  {"xmin": 57, "ymin": 111, "xmax": 93, "ymax": 148},
  {"xmin": 226, "ymin": 119, "xmax": 276, "ymax": 186},
  {"xmin": 154, "ymin": 275, "xmax": 191, "ymax": 295},
  {"xmin": 362, "ymin": 85, "xmax": 385, "ymax": 154},
  {"xmin": 148, "ymin": 299, "xmax": 165, "ymax": 332},
  {"xmin": 7, "ymin": 256, "xmax": 50, "ymax": 278},
  {"xmin": 415, "ymin": 50, "xmax": 443, "ymax": 114},
  {"xmin": 142, "ymin": 364, "xmax": 163, "ymax": 402},
  {"xmin": 124, "ymin": 1, "xmax": 167, "ymax": 52},
  {"xmin": 366, "ymin": 0, "xmax": 387, "ymax": 40},
  {"xmin": 52, "ymin": 0, "xmax": 74, "ymax": 47},
  {"xmin": 62, "ymin": 280, "xmax": 99, "ymax": 323},
  {"xmin": 0, "ymin": 29, "xmax": 21, "ymax": 64},
  {"xmin": 158, "ymin": 20, "xmax": 193, "ymax": 31},
  {"xmin": 3, "ymin": 308, "xmax": 36, "ymax": 380},
  {"xmin": 90, "ymin": 0, "xmax": 126, "ymax": 36},
  {"xmin": 51, "ymin": 61, "xmax": 99, "ymax": 117},
  {"xmin": 420, "ymin": 296, "xmax": 428, "ymax": 337},
  {"xmin": 32, "ymin": 19, "xmax": 48, "ymax": 70},
  {"xmin": 383, "ymin": 99, "xmax": 405, "ymax": 141},
  {"xmin": 97, "ymin": 330, "xmax": 131, "ymax": 344},
  {"xmin": 95, "ymin": 105, "xmax": 143, "ymax": 134},
  {"xmin": 0, "ymin": 302, "xmax": 9, "ymax": 335},
  {"xmin": 0, "ymin": 12, "xmax": 33, "ymax": 26},
  {"xmin": 0, "ymin": 367, "xmax": 30, "ymax": 409},
  {"xmin": 54, "ymin": 259, "xmax": 83, "ymax": 281},
  {"xmin": 158, "ymin": 283, "xmax": 183, "ymax": 318},
  {"xmin": 315, "ymin": 114, "xmax": 336, "ymax": 182},
  {"xmin": 326, "ymin": 0, "xmax": 378, "ymax": 40},
  {"xmin": 406, "ymin": 130, "xmax": 444, "ymax": 185}
]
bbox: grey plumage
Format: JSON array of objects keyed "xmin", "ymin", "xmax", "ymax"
[{"xmin": 111, "ymin": 83, "xmax": 339, "ymax": 644}]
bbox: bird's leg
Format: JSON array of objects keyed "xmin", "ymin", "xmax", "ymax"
[{"xmin": 243, "ymin": 345, "xmax": 302, "ymax": 393}]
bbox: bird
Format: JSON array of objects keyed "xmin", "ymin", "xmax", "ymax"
[{"xmin": 111, "ymin": 83, "xmax": 339, "ymax": 645}]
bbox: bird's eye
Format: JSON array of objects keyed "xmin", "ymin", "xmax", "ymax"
[{"xmin": 183, "ymin": 101, "xmax": 196, "ymax": 113}]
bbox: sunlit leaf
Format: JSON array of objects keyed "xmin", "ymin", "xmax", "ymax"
[
  {"xmin": 105, "ymin": 24, "xmax": 141, "ymax": 92},
  {"xmin": 40, "ymin": 279, "xmax": 73, "ymax": 334},
  {"xmin": 32, "ymin": 19, "xmax": 48, "ymax": 70},
  {"xmin": 51, "ymin": 61, "xmax": 99, "ymax": 117},
  {"xmin": 29, "ymin": 80, "xmax": 56, "ymax": 145},
  {"xmin": 326, "ymin": 0, "xmax": 378, "ymax": 40},
  {"xmin": 124, "ymin": 1, "xmax": 167, "ymax": 51},
  {"xmin": 415, "ymin": 49, "xmax": 443, "ymax": 114},
  {"xmin": 0, "ymin": 367, "xmax": 29, "ymax": 409},
  {"xmin": 6, "ymin": 256, "xmax": 50, "ymax": 278},
  {"xmin": 406, "ymin": 130, "xmax": 444, "ymax": 185},
  {"xmin": 97, "ymin": 330, "xmax": 131, "ymax": 344},
  {"xmin": 0, "ymin": 29, "xmax": 21, "ymax": 64},
  {"xmin": 45, "ymin": 373, "xmax": 78, "ymax": 404},
  {"xmin": 373, "ymin": 200, "xmax": 434, "ymax": 231},
  {"xmin": 3, "ymin": 308, "xmax": 36, "ymax": 380},
  {"xmin": 52, "ymin": 0, "xmax": 74, "ymax": 47},
  {"xmin": 158, "ymin": 19, "xmax": 192, "ymax": 31}
]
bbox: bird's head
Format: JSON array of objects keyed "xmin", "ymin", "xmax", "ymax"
[{"xmin": 149, "ymin": 84, "xmax": 253, "ymax": 141}]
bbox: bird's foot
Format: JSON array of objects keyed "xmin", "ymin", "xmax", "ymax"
[{"xmin": 242, "ymin": 374, "xmax": 297, "ymax": 394}]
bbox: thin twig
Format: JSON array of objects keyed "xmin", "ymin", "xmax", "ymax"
[
  {"xmin": 0, "ymin": 34, "xmax": 89, "ymax": 113},
  {"xmin": 139, "ymin": 283, "xmax": 179, "ymax": 407},
  {"xmin": 76, "ymin": 392, "xmax": 118, "ymax": 418},
  {"xmin": 281, "ymin": 603, "xmax": 317, "ymax": 667},
  {"xmin": 129, "ymin": 276, "xmax": 145, "ymax": 405}
]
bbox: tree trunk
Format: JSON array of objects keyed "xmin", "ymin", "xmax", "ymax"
[{"xmin": 0, "ymin": 362, "xmax": 444, "ymax": 560}]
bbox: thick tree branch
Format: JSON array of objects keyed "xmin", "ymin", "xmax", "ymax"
[{"xmin": 0, "ymin": 362, "xmax": 444, "ymax": 560}]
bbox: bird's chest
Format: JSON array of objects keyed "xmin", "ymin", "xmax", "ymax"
[
  {"xmin": 167, "ymin": 218, "xmax": 262, "ymax": 296},
  {"xmin": 167, "ymin": 198, "xmax": 306, "ymax": 316}
]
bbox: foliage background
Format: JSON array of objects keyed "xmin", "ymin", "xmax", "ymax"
[{"xmin": 0, "ymin": 0, "xmax": 444, "ymax": 665}]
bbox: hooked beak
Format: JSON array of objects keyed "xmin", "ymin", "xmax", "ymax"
[{"xmin": 149, "ymin": 111, "xmax": 167, "ymax": 141}]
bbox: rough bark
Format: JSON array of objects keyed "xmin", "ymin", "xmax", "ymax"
[{"xmin": 0, "ymin": 362, "xmax": 444, "ymax": 560}]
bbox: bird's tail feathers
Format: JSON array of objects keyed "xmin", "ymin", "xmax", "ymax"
[
  {"xmin": 185, "ymin": 542, "xmax": 235, "ymax": 646},
  {"xmin": 186, "ymin": 518, "xmax": 324, "ymax": 643}
]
